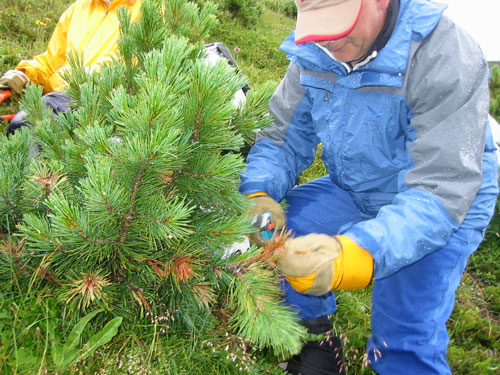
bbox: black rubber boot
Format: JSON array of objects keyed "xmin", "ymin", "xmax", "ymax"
[{"xmin": 286, "ymin": 316, "xmax": 346, "ymax": 375}]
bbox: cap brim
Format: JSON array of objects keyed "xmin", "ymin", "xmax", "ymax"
[{"xmin": 295, "ymin": 0, "xmax": 362, "ymax": 44}]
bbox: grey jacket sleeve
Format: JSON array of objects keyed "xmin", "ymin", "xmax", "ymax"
[{"xmin": 405, "ymin": 16, "xmax": 490, "ymax": 224}]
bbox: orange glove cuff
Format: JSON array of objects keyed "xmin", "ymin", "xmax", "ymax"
[{"xmin": 331, "ymin": 235, "xmax": 374, "ymax": 290}]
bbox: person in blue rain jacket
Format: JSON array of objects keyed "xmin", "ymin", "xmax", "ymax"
[{"xmin": 240, "ymin": 0, "xmax": 499, "ymax": 374}]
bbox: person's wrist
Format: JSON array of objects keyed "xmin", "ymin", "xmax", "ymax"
[
  {"xmin": 333, "ymin": 235, "xmax": 373, "ymax": 290},
  {"xmin": 246, "ymin": 191, "xmax": 269, "ymax": 198}
]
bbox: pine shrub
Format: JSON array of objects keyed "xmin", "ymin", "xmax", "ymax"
[
  {"xmin": 262, "ymin": 0, "xmax": 297, "ymax": 18},
  {"xmin": 0, "ymin": 0, "xmax": 307, "ymax": 372},
  {"xmin": 224, "ymin": 0, "xmax": 263, "ymax": 26},
  {"xmin": 191, "ymin": 0, "xmax": 262, "ymax": 26}
]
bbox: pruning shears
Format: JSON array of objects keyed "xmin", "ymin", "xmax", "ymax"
[
  {"xmin": 0, "ymin": 90, "xmax": 15, "ymax": 122},
  {"xmin": 251, "ymin": 212, "xmax": 275, "ymax": 240},
  {"xmin": 222, "ymin": 212, "xmax": 277, "ymax": 258}
]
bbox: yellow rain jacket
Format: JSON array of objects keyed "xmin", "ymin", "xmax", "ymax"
[{"xmin": 16, "ymin": 0, "xmax": 141, "ymax": 94}]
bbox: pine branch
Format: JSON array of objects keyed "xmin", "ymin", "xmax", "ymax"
[
  {"xmin": 231, "ymin": 81, "xmax": 277, "ymax": 144},
  {"xmin": 0, "ymin": 130, "xmax": 35, "ymax": 229},
  {"xmin": 226, "ymin": 261, "xmax": 307, "ymax": 358},
  {"xmin": 118, "ymin": 156, "xmax": 149, "ymax": 244}
]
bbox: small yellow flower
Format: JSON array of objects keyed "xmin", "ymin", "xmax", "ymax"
[{"xmin": 35, "ymin": 20, "xmax": 47, "ymax": 26}]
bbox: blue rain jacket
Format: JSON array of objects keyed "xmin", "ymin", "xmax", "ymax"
[{"xmin": 239, "ymin": 0, "xmax": 499, "ymax": 280}]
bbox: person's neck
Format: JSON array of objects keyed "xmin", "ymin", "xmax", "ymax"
[{"xmin": 349, "ymin": 0, "xmax": 400, "ymax": 66}]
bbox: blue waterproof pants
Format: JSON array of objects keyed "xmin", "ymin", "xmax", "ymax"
[{"xmin": 282, "ymin": 175, "xmax": 484, "ymax": 375}]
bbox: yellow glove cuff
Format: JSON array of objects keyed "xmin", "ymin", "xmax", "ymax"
[
  {"xmin": 285, "ymin": 272, "xmax": 317, "ymax": 294},
  {"xmin": 333, "ymin": 235, "xmax": 374, "ymax": 290},
  {"xmin": 246, "ymin": 191, "xmax": 269, "ymax": 198}
]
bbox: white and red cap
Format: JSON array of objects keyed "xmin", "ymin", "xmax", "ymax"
[{"xmin": 295, "ymin": 0, "xmax": 362, "ymax": 44}]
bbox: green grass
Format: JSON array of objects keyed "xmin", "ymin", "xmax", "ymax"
[
  {"xmin": 0, "ymin": 0, "xmax": 72, "ymax": 127},
  {"xmin": 0, "ymin": 0, "xmax": 70, "ymax": 69},
  {"xmin": 210, "ymin": 5, "xmax": 295, "ymax": 88},
  {"xmin": 0, "ymin": 0, "xmax": 498, "ymax": 373}
]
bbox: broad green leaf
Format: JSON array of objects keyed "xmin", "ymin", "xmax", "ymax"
[
  {"xmin": 51, "ymin": 341, "xmax": 63, "ymax": 368},
  {"xmin": 79, "ymin": 317, "xmax": 122, "ymax": 360},
  {"xmin": 58, "ymin": 349, "xmax": 81, "ymax": 370},
  {"xmin": 62, "ymin": 308, "xmax": 104, "ymax": 353}
]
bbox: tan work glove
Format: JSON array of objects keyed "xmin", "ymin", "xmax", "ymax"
[
  {"xmin": 277, "ymin": 234, "xmax": 374, "ymax": 295},
  {"xmin": 0, "ymin": 70, "xmax": 29, "ymax": 96},
  {"xmin": 248, "ymin": 193, "xmax": 286, "ymax": 247}
]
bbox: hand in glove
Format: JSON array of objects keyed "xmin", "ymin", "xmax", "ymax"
[
  {"xmin": 248, "ymin": 193, "xmax": 286, "ymax": 247},
  {"xmin": 277, "ymin": 234, "xmax": 373, "ymax": 295},
  {"xmin": 0, "ymin": 70, "xmax": 29, "ymax": 96}
]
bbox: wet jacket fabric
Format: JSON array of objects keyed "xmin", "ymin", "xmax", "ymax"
[
  {"xmin": 16, "ymin": 0, "xmax": 141, "ymax": 94},
  {"xmin": 239, "ymin": 0, "xmax": 499, "ymax": 280}
]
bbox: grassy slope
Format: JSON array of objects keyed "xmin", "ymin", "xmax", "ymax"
[
  {"xmin": 0, "ymin": 0, "xmax": 68, "ymax": 68},
  {"xmin": 210, "ymin": 5, "xmax": 295, "ymax": 87},
  {"xmin": 0, "ymin": 0, "xmax": 72, "ymax": 124},
  {"xmin": 0, "ymin": 0, "xmax": 498, "ymax": 373}
]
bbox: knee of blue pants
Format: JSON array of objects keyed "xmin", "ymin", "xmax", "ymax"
[
  {"xmin": 280, "ymin": 176, "xmax": 362, "ymax": 320},
  {"xmin": 368, "ymin": 227, "xmax": 484, "ymax": 375},
  {"xmin": 282, "ymin": 278, "xmax": 337, "ymax": 320},
  {"xmin": 284, "ymin": 175, "xmax": 362, "ymax": 236},
  {"xmin": 7, "ymin": 110, "xmax": 28, "ymax": 135},
  {"xmin": 42, "ymin": 92, "xmax": 71, "ymax": 114}
]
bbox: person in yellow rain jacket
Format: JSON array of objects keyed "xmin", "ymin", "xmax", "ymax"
[{"xmin": 0, "ymin": 0, "xmax": 142, "ymax": 134}]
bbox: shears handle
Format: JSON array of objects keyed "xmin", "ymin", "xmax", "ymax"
[
  {"xmin": 0, "ymin": 90, "xmax": 15, "ymax": 122},
  {"xmin": 0, "ymin": 90, "xmax": 12, "ymax": 104},
  {"xmin": 0, "ymin": 114, "xmax": 15, "ymax": 122}
]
